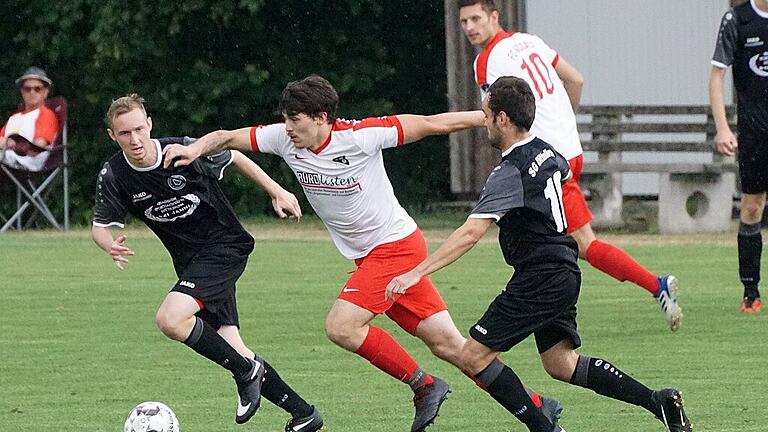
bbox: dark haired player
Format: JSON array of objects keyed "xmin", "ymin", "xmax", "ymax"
[
  {"xmin": 387, "ymin": 76, "xmax": 692, "ymax": 432},
  {"xmin": 163, "ymin": 75, "xmax": 563, "ymax": 431},
  {"xmin": 91, "ymin": 94, "xmax": 323, "ymax": 432}
]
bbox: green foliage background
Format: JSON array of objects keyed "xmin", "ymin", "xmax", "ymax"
[{"xmin": 0, "ymin": 1, "xmax": 451, "ymax": 225}]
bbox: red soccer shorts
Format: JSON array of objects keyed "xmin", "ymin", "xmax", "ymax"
[
  {"xmin": 339, "ymin": 228, "xmax": 447, "ymax": 334},
  {"xmin": 564, "ymin": 154, "xmax": 593, "ymax": 234}
]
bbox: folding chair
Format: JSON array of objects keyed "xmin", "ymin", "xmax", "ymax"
[{"xmin": 0, "ymin": 96, "xmax": 69, "ymax": 232}]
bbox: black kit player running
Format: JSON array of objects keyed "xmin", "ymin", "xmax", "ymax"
[
  {"xmin": 92, "ymin": 122, "xmax": 321, "ymax": 430},
  {"xmin": 387, "ymin": 77, "xmax": 692, "ymax": 432}
]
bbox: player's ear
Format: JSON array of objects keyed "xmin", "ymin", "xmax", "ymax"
[
  {"xmin": 316, "ymin": 112, "xmax": 328, "ymax": 124},
  {"xmin": 107, "ymin": 128, "xmax": 116, "ymax": 142},
  {"xmin": 147, "ymin": 116, "xmax": 153, "ymax": 132}
]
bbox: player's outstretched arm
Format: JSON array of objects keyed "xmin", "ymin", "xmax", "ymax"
[
  {"xmin": 385, "ymin": 217, "xmax": 493, "ymax": 300},
  {"xmin": 163, "ymin": 128, "xmax": 252, "ymax": 168},
  {"xmin": 91, "ymin": 226, "xmax": 134, "ymax": 271},
  {"xmin": 397, "ymin": 111, "xmax": 484, "ymax": 145},
  {"xmin": 230, "ymin": 151, "xmax": 302, "ymax": 220},
  {"xmin": 554, "ymin": 56, "xmax": 584, "ymax": 112},
  {"xmin": 709, "ymin": 66, "xmax": 737, "ymax": 156}
]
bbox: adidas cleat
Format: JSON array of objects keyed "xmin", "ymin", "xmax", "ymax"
[
  {"xmin": 234, "ymin": 357, "xmax": 265, "ymax": 424},
  {"xmin": 411, "ymin": 377, "xmax": 450, "ymax": 432},
  {"xmin": 652, "ymin": 388, "xmax": 692, "ymax": 432},
  {"xmin": 656, "ymin": 275, "xmax": 683, "ymax": 331},
  {"xmin": 285, "ymin": 405, "xmax": 323, "ymax": 432}
]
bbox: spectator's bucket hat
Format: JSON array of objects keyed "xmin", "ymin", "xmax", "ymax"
[{"xmin": 15, "ymin": 67, "xmax": 53, "ymax": 87}]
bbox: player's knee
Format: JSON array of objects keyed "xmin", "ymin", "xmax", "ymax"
[
  {"xmin": 155, "ymin": 309, "xmax": 183, "ymax": 340},
  {"xmin": 741, "ymin": 203, "xmax": 764, "ymax": 223},
  {"xmin": 542, "ymin": 359, "xmax": 574, "ymax": 382},
  {"xmin": 324, "ymin": 317, "xmax": 351, "ymax": 346}
]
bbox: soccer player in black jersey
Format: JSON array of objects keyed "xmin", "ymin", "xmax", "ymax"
[
  {"xmin": 710, "ymin": 0, "xmax": 768, "ymax": 314},
  {"xmin": 91, "ymin": 94, "xmax": 323, "ymax": 432},
  {"xmin": 386, "ymin": 77, "xmax": 692, "ymax": 432}
]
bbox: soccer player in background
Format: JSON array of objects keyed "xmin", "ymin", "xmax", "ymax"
[
  {"xmin": 91, "ymin": 94, "xmax": 324, "ymax": 432},
  {"xmin": 163, "ymin": 75, "xmax": 562, "ymax": 432},
  {"xmin": 457, "ymin": 0, "xmax": 683, "ymax": 330},
  {"xmin": 709, "ymin": 0, "xmax": 768, "ymax": 313},
  {"xmin": 387, "ymin": 76, "xmax": 692, "ymax": 432}
]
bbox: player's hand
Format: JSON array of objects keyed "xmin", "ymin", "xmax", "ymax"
[
  {"xmin": 715, "ymin": 128, "xmax": 738, "ymax": 156},
  {"xmin": 385, "ymin": 270, "xmax": 421, "ymax": 301},
  {"xmin": 109, "ymin": 235, "xmax": 134, "ymax": 270},
  {"xmin": 162, "ymin": 144, "xmax": 198, "ymax": 168},
  {"xmin": 271, "ymin": 189, "xmax": 302, "ymax": 221}
]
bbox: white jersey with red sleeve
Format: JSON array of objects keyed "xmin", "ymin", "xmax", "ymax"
[
  {"xmin": 474, "ymin": 31, "xmax": 583, "ymax": 160},
  {"xmin": 250, "ymin": 116, "xmax": 417, "ymax": 259}
]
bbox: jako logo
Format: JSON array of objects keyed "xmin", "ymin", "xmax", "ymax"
[
  {"xmin": 179, "ymin": 280, "xmax": 195, "ymax": 289},
  {"xmin": 474, "ymin": 324, "xmax": 488, "ymax": 335}
]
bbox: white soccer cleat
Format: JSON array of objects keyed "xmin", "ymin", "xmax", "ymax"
[{"xmin": 656, "ymin": 275, "xmax": 683, "ymax": 332}]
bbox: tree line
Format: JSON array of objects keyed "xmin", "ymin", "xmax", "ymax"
[{"xmin": 1, "ymin": 0, "xmax": 451, "ymax": 225}]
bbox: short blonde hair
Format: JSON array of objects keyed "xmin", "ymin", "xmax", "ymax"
[{"xmin": 106, "ymin": 93, "xmax": 147, "ymax": 127}]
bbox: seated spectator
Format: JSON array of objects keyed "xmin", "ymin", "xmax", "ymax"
[{"xmin": 0, "ymin": 67, "xmax": 60, "ymax": 172}]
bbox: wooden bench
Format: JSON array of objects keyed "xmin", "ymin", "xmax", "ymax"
[{"xmin": 577, "ymin": 105, "xmax": 737, "ymax": 233}]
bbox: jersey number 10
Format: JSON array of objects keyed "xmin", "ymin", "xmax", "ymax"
[
  {"xmin": 544, "ymin": 171, "xmax": 567, "ymax": 232},
  {"xmin": 520, "ymin": 53, "xmax": 555, "ymax": 99}
]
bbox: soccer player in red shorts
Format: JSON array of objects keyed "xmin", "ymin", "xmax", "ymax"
[
  {"xmin": 458, "ymin": 0, "xmax": 683, "ymax": 331},
  {"xmin": 164, "ymin": 75, "xmax": 563, "ymax": 431}
]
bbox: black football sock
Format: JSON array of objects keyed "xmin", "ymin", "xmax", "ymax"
[
  {"xmin": 183, "ymin": 317, "xmax": 251, "ymax": 378},
  {"xmin": 260, "ymin": 359, "xmax": 313, "ymax": 418},
  {"xmin": 738, "ymin": 222, "xmax": 762, "ymax": 299},
  {"xmin": 570, "ymin": 355, "xmax": 656, "ymax": 415},
  {"xmin": 475, "ymin": 359, "xmax": 554, "ymax": 432}
]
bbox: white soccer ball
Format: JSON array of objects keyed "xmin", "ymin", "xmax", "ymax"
[{"xmin": 124, "ymin": 401, "xmax": 180, "ymax": 432}]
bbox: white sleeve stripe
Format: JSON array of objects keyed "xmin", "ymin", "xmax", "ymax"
[
  {"xmin": 92, "ymin": 221, "xmax": 125, "ymax": 228},
  {"xmin": 468, "ymin": 213, "xmax": 501, "ymax": 221},
  {"xmin": 711, "ymin": 60, "xmax": 729, "ymax": 69}
]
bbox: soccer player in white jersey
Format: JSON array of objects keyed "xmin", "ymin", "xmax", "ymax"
[
  {"xmin": 163, "ymin": 75, "xmax": 562, "ymax": 432},
  {"xmin": 458, "ymin": 0, "xmax": 683, "ymax": 331}
]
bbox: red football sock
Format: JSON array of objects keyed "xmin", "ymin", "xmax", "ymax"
[
  {"xmin": 585, "ymin": 240, "xmax": 659, "ymax": 295},
  {"xmin": 355, "ymin": 325, "xmax": 432, "ymax": 386}
]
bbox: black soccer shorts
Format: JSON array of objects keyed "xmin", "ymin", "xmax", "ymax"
[
  {"xmin": 171, "ymin": 244, "xmax": 250, "ymax": 329},
  {"xmin": 469, "ymin": 268, "xmax": 582, "ymax": 354},
  {"xmin": 738, "ymin": 128, "xmax": 768, "ymax": 194}
]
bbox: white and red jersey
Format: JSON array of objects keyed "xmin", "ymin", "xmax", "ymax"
[
  {"xmin": 250, "ymin": 116, "xmax": 417, "ymax": 259},
  {"xmin": 0, "ymin": 105, "xmax": 59, "ymax": 144},
  {"xmin": 474, "ymin": 31, "xmax": 582, "ymax": 160}
]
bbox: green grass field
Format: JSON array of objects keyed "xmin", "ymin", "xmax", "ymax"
[{"xmin": 0, "ymin": 222, "xmax": 765, "ymax": 431}]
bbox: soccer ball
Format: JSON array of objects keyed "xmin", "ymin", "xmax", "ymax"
[{"xmin": 124, "ymin": 401, "xmax": 179, "ymax": 432}]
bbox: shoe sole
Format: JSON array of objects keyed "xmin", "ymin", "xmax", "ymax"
[
  {"xmin": 665, "ymin": 276, "xmax": 683, "ymax": 332},
  {"xmin": 412, "ymin": 388, "xmax": 451, "ymax": 432}
]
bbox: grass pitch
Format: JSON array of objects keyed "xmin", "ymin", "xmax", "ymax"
[{"xmin": 0, "ymin": 220, "xmax": 764, "ymax": 431}]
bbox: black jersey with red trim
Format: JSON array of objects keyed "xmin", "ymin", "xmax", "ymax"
[
  {"xmin": 92, "ymin": 137, "xmax": 254, "ymax": 274},
  {"xmin": 469, "ymin": 136, "xmax": 579, "ymax": 271},
  {"xmin": 713, "ymin": 2, "xmax": 768, "ymax": 132}
]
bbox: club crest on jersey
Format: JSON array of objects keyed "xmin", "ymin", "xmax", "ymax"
[
  {"xmin": 168, "ymin": 174, "xmax": 187, "ymax": 191},
  {"xmin": 749, "ymin": 52, "xmax": 768, "ymax": 77},
  {"xmin": 332, "ymin": 155, "xmax": 350, "ymax": 165}
]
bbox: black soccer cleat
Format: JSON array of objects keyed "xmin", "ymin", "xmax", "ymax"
[
  {"xmin": 285, "ymin": 405, "xmax": 324, "ymax": 432},
  {"xmin": 234, "ymin": 357, "xmax": 265, "ymax": 424},
  {"xmin": 411, "ymin": 377, "xmax": 451, "ymax": 432},
  {"xmin": 652, "ymin": 388, "xmax": 692, "ymax": 432},
  {"xmin": 539, "ymin": 395, "xmax": 563, "ymax": 427}
]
